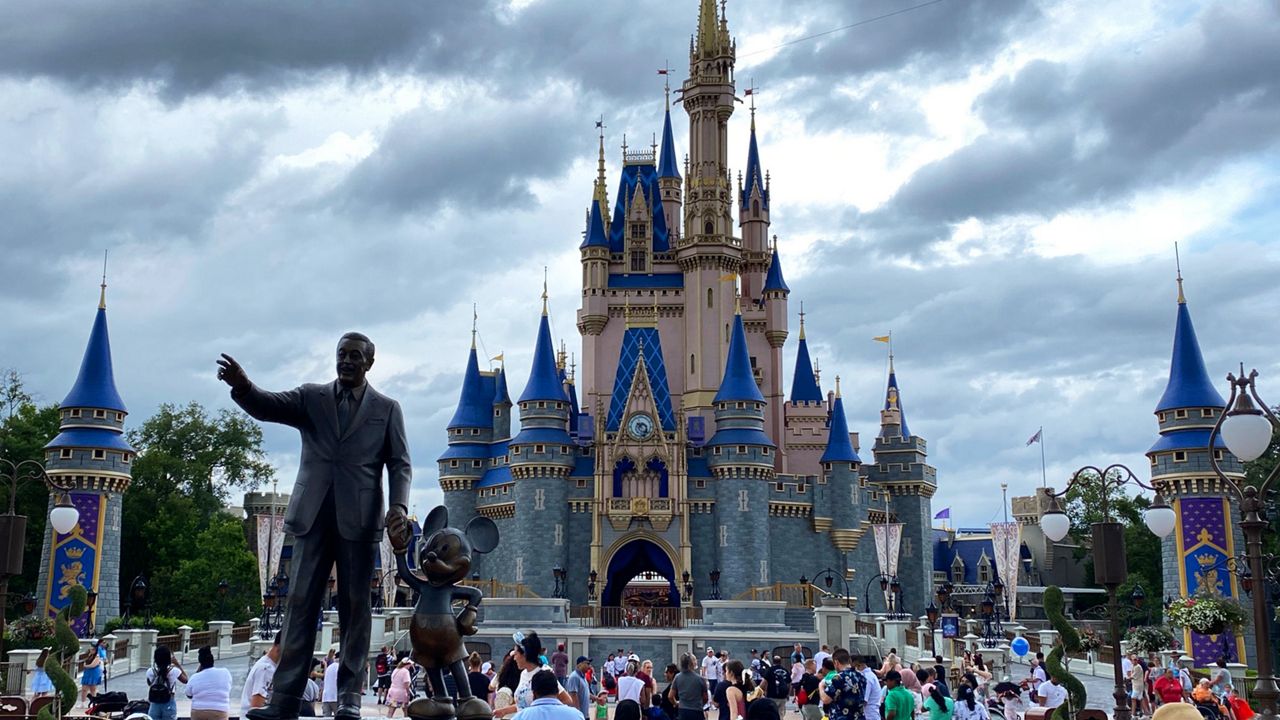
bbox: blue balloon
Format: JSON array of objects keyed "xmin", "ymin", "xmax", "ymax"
[{"xmin": 1010, "ymin": 637, "xmax": 1030, "ymax": 657}]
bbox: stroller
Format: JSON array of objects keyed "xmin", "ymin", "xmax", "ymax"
[{"xmin": 87, "ymin": 691, "xmax": 151, "ymax": 719}]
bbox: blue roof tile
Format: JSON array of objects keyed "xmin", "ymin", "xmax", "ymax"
[
  {"xmin": 448, "ymin": 347, "xmax": 492, "ymax": 429},
  {"xmin": 658, "ymin": 107, "xmax": 681, "ymax": 179},
  {"xmin": 789, "ymin": 336, "xmax": 822, "ymax": 403},
  {"xmin": 437, "ymin": 443, "xmax": 490, "ymax": 461},
  {"xmin": 61, "ymin": 307, "xmax": 126, "ymax": 412},
  {"xmin": 510, "ymin": 426, "xmax": 573, "ymax": 446},
  {"xmin": 706, "ymin": 427, "xmax": 774, "ymax": 447},
  {"xmin": 518, "ymin": 314, "xmax": 565, "ymax": 403},
  {"xmin": 45, "ymin": 427, "xmax": 134, "ymax": 452},
  {"xmin": 1147, "ymin": 428, "xmax": 1226, "ymax": 454},
  {"xmin": 714, "ymin": 314, "xmax": 764, "ymax": 404},
  {"xmin": 609, "ymin": 163, "xmax": 670, "ymax": 252},
  {"xmin": 763, "ymin": 247, "xmax": 789, "ymax": 294},
  {"xmin": 580, "ymin": 198, "xmax": 610, "ymax": 249},
  {"xmin": 607, "ymin": 327, "xmax": 676, "ymax": 432},
  {"xmin": 1155, "ymin": 301, "xmax": 1225, "ymax": 412},
  {"xmin": 476, "ymin": 466, "xmax": 513, "ymax": 488},
  {"xmin": 821, "ymin": 396, "xmax": 861, "ymax": 463}
]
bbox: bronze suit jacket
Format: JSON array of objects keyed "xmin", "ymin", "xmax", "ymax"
[{"xmin": 232, "ymin": 381, "xmax": 412, "ymax": 543}]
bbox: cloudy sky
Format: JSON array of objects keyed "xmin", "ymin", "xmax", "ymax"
[{"xmin": 2, "ymin": 0, "xmax": 1277, "ymax": 526}]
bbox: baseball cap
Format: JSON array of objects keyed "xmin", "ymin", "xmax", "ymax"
[
  {"xmin": 629, "ymin": 654, "xmax": 640, "ymax": 662},
  {"xmin": 706, "ymin": 647, "xmax": 714, "ymax": 653},
  {"xmin": 577, "ymin": 656, "xmax": 592, "ymax": 665}
]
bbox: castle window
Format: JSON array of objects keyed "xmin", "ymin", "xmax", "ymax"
[
  {"xmin": 725, "ymin": 324, "xmax": 729, "ymax": 342},
  {"xmin": 1214, "ymin": 450, "xmax": 1224, "ymax": 461},
  {"xmin": 1201, "ymin": 409, "xmax": 1215, "ymax": 418},
  {"xmin": 707, "ymin": 288, "xmax": 713, "ymax": 308},
  {"xmin": 535, "ymin": 445, "xmax": 545, "ymax": 454},
  {"xmin": 70, "ymin": 409, "xmax": 81, "ymax": 418},
  {"xmin": 696, "ymin": 479, "xmax": 706, "ymax": 488},
  {"xmin": 1174, "ymin": 451, "xmax": 1187, "ymax": 462},
  {"xmin": 577, "ymin": 478, "xmax": 587, "ymax": 488},
  {"xmin": 690, "ymin": 354, "xmax": 696, "ymax": 374},
  {"xmin": 713, "ymin": 447, "xmax": 721, "ymax": 455},
  {"xmin": 116, "ymin": 412, "xmax": 124, "ymax": 421},
  {"xmin": 631, "ymin": 250, "xmax": 645, "ymax": 272},
  {"xmin": 495, "ymin": 409, "xmax": 501, "ymax": 417},
  {"xmin": 60, "ymin": 448, "xmax": 72, "ymax": 459},
  {"xmin": 92, "ymin": 449, "xmax": 105, "ymax": 460},
  {"xmin": 93, "ymin": 409, "xmax": 105, "ymax": 419},
  {"xmin": 797, "ymin": 483, "xmax": 805, "ymax": 493},
  {"xmin": 977, "ymin": 559, "xmax": 992, "ymax": 584},
  {"xmin": 472, "ymin": 460, "xmax": 482, "ymax": 468},
  {"xmin": 502, "ymin": 487, "xmax": 509, "ymax": 494},
  {"xmin": 776, "ymin": 482, "xmax": 784, "ymax": 492},
  {"xmin": 737, "ymin": 445, "xmax": 746, "ymax": 454},
  {"xmin": 122, "ymin": 453, "xmax": 131, "ymax": 464},
  {"xmin": 1150, "ymin": 455, "xmax": 1158, "ymax": 466},
  {"xmin": 537, "ymin": 401, "xmax": 546, "ymax": 409},
  {"xmin": 704, "ymin": 221, "xmax": 714, "ymax": 235},
  {"xmin": 631, "ymin": 223, "xmax": 645, "ymax": 239},
  {"xmin": 749, "ymin": 356, "xmax": 757, "ymax": 369},
  {"xmin": 471, "ymin": 428, "xmax": 480, "ymax": 435},
  {"xmin": 752, "ymin": 199, "xmax": 760, "ymax": 217},
  {"xmin": 450, "ymin": 460, "xmax": 459, "ymax": 468},
  {"xmin": 561, "ymin": 446, "xmax": 569, "ymax": 454},
  {"xmin": 1175, "ymin": 409, "xmax": 1188, "ymax": 419},
  {"xmin": 736, "ymin": 402, "xmax": 745, "ymax": 409},
  {"xmin": 762, "ymin": 447, "xmax": 770, "ymax": 455},
  {"xmin": 1157, "ymin": 412, "xmax": 1166, "ymax": 422}
]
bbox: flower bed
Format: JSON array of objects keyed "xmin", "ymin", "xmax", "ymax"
[{"xmin": 1165, "ymin": 591, "xmax": 1248, "ymax": 635}]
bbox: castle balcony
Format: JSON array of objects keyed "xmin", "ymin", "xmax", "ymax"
[{"xmin": 605, "ymin": 496, "xmax": 675, "ymax": 532}]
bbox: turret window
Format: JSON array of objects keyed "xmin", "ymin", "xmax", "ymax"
[
  {"xmin": 535, "ymin": 445, "xmax": 545, "ymax": 453},
  {"xmin": 752, "ymin": 200, "xmax": 760, "ymax": 217},
  {"xmin": 690, "ymin": 354, "xmax": 696, "ymax": 374},
  {"xmin": 737, "ymin": 445, "xmax": 746, "ymax": 454},
  {"xmin": 1157, "ymin": 412, "xmax": 1166, "ymax": 422},
  {"xmin": 70, "ymin": 409, "xmax": 82, "ymax": 418},
  {"xmin": 1174, "ymin": 451, "xmax": 1187, "ymax": 462},
  {"xmin": 631, "ymin": 223, "xmax": 645, "ymax": 239},
  {"xmin": 122, "ymin": 453, "xmax": 131, "ymax": 464},
  {"xmin": 704, "ymin": 221, "xmax": 714, "ymax": 235},
  {"xmin": 92, "ymin": 449, "xmax": 105, "ymax": 460},
  {"xmin": 1214, "ymin": 450, "xmax": 1224, "ymax": 461},
  {"xmin": 1201, "ymin": 409, "xmax": 1215, "ymax": 418},
  {"xmin": 472, "ymin": 460, "xmax": 482, "ymax": 468},
  {"xmin": 60, "ymin": 448, "xmax": 72, "ymax": 459},
  {"xmin": 1175, "ymin": 409, "xmax": 1188, "ymax": 419},
  {"xmin": 116, "ymin": 412, "xmax": 124, "ymax": 421},
  {"xmin": 707, "ymin": 289, "xmax": 713, "ymax": 308},
  {"xmin": 471, "ymin": 428, "xmax": 480, "ymax": 435},
  {"xmin": 631, "ymin": 250, "xmax": 646, "ymax": 272},
  {"xmin": 450, "ymin": 460, "xmax": 459, "ymax": 468},
  {"xmin": 93, "ymin": 409, "xmax": 106, "ymax": 419}
]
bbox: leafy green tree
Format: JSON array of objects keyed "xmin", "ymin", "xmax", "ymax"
[
  {"xmin": 169, "ymin": 513, "xmax": 260, "ymax": 623},
  {"xmin": 0, "ymin": 372, "xmax": 62, "ymax": 613},
  {"xmin": 121, "ymin": 402, "xmax": 273, "ymax": 618}
]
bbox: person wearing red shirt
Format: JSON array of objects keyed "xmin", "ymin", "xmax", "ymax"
[{"xmin": 1154, "ymin": 668, "xmax": 1186, "ymax": 705}]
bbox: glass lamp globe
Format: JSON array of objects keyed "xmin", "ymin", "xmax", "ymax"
[
  {"xmin": 1143, "ymin": 498, "xmax": 1176, "ymax": 539},
  {"xmin": 49, "ymin": 496, "xmax": 80, "ymax": 535},
  {"xmin": 1040, "ymin": 510, "xmax": 1070, "ymax": 543},
  {"xmin": 1221, "ymin": 411, "xmax": 1273, "ymax": 462}
]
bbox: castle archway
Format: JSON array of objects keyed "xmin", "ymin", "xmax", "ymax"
[{"xmin": 600, "ymin": 538, "xmax": 680, "ymax": 609}]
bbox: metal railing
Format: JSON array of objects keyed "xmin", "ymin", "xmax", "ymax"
[
  {"xmin": 114, "ymin": 637, "xmax": 129, "ymax": 661},
  {"xmin": 231, "ymin": 625, "xmax": 254, "ymax": 644},
  {"xmin": 0, "ymin": 661, "xmax": 22, "ymax": 694},
  {"xmin": 855, "ymin": 620, "xmax": 878, "ymax": 636},
  {"xmin": 188, "ymin": 630, "xmax": 216, "ymax": 649},
  {"xmin": 574, "ymin": 606, "xmax": 698, "ymax": 628}
]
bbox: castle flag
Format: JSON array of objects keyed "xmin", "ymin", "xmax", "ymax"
[
  {"xmin": 934, "ymin": 508, "xmax": 950, "ymax": 520},
  {"xmin": 1026, "ymin": 428, "xmax": 1042, "ymax": 446},
  {"xmin": 873, "ymin": 335, "xmax": 890, "ymax": 343}
]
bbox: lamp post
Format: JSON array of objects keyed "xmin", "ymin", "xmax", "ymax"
[
  {"xmin": 0, "ymin": 459, "xmax": 81, "ymax": 656},
  {"xmin": 1038, "ymin": 463, "xmax": 1176, "ymax": 720},
  {"xmin": 217, "ymin": 579, "xmax": 230, "ymax": 620},
  {"xmin": 82, "ymin": 589, "xmax": 98, "ymax": 638},
  {"xmin": 587, "ymin": 569, "xmax": 598, "ymax": 603},
  {"xmin": 802, "ymin": 567, "xmax": 853, "ymax": 610},
  {"xmin": 979, "ymin": 577, "xmax": 1007, "ymax": 649},
  {"xmin": 925, "ymin": 601, "xmax": 940, "ymax": 655},
  {"xmin": 123, "ymin": 574, "xmax": 150, "ymax": 629},
  {"xmin": 709, "ymin": 570, "xmax": 721, "ymax": 601},
  {"xmin": 681, "ymin": 570, "xmax": 694, "ymax": 602},
  {"xmin": 552, "ymin": 566, "xmax": 566, "ymax": 599},
  {"xmin": 864, "ymin": 573, "xmax": 905, "ymax": 618},
  {"xmin": 1206, "ymin": 367, "xmax": 1280, "ymax": 719}
]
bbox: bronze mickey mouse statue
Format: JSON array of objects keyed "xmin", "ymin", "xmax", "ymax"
[{"xmin": 387, "ymin": 505, "xmax": 499, "ymax": 720}]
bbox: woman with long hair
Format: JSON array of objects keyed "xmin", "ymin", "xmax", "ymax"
[
  {"xmin": 953, "ymin": 685, "xmax": 988, "ymax": 720},
  {"xmin": 145, "ymin": 645, "xmax": 188, "ymax": 720},
  {"xmin": 185, "ymin": 646, "xmax": 232, "ymax": 720},
  {"xmin": 512, "ymin": 631, "xmax": 574, "ymax": 711},
  {"xmin": 724, "ymin": 660, "xmax": 755, "ymax": 720},
  {"xmin": 79, "ymin": 637, "xmax": 109, "ymax": 705},
  {"xmin": 924, "ymin": 683, "xmax": 955, "ymax": 720},
  {"xmin": 492, "ymin": 652, "xmax": 522, "ymax": 718}
]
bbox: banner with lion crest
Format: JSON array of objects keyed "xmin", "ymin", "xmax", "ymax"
[{"xmin": 44, "ymin": 492, "xmax": 105, "ymax": 635}]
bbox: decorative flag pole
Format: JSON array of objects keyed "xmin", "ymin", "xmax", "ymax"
[{"xmin": 1027, "ymin": 426, "xmax": 1047, "ymax": 487}]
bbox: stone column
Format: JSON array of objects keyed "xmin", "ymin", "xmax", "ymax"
[
  {"xmin": 882, "ymin": 619, "xmax": 909, "ymax": 656},
  {"xmin": 178, "ymin": 625, "xmax": 193, "ymax": 662},
  {"xmin": 117, "ymin": 629, "xmax": 143, "ymax": 670},
  {"xmin": 815, "ymin": 600, "xmax": 855, "ymax": 650},
  {"xmin": 208, "ymin": 621, "xmax": 232, "ymax": 658},
  {"xmin": 138, "ymin": 629, "xmax": 158, "ymax": 669},
  {"xmin": 370, "ymin": 613, "xmax": 388, "ymax": 652}
]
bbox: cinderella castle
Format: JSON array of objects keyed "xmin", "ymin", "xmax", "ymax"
[{"xmin": 438, "ymin": 0, "xmax": 937, "ymax": 615}]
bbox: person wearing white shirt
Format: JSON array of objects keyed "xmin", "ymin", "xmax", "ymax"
[
  {"xmin": 854, "ymin": 656, "xmax": 883, "ymax": 720},
  {"xmin": 1037, "ymin": 678, "xmax": 1068, "ymax": 709},
  {"xmin": 813, "ymin": 647, "xmax": 832, "ymax": 676},
  {"xmin": 186, "ymin": 647, "xmax": 233, "ymax": 720},
  {"xmin": 241, "ymin": 636, "xmax": 281, "ymax": 717},
  {"xmin": 322, "ymin": 654, "xmax": 341, "ymax": 716},
  {"xmin": 1030, "ymin": 661, "xmax": 1047, "ymax": 685}
]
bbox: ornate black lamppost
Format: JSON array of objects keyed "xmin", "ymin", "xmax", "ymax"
[
  {"xmin": 551, "ymin": 566, "xmax": 566, "ymax": 598},
  {"xmin": 1206, "ymin": 367, "xmax": 1280, "ymax": 719},
  {"xmin": 0, "ymin": 459, "xmax": 81, "ymax": 655},
  {"xmin": 259, "ymin": 571, "xmax": 288, "ymax": 639},
  {"xmin": 81, "ymin": 589, "xmax": 98, "ymax": 638},
  {"xmin": 864, "ymin": 573, "xmax": 905, "ymax": 618},
  {"xmin": 924, "ymin": 601, "xmax": 940, "ymax": 655},
  {"xmin": 979, "ymin": 577, "xmax": 1007, "ymax": 649},
  {"xmin": 122, "ymin": 574, "xmax": 151, "ymax": 630},
  {"xmin": 801, "ymin": 567, "xmax": 853, "ymax": 610},
  {"xmin": 1038, "ymin": 463, "xmax": 1176, "ymax": 720},
  {"xmin": 681, "ymin": 571, "xmax": 693, "ymax": 601},
  {"xmin": 587, "ymin": 569, "xmax": 598, "ymax": 603},
  {"xmin": 709, "ymin": 569, "xmax": 721, "ymax": 601}
]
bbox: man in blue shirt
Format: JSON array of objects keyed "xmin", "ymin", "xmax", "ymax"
[
  {"xmin": 521, "ymin": 670, "xmax": 587, "ymax": 720},
  {"xmin": 565, "ymin": 658, "xmax": 593, "ymax": 720}
]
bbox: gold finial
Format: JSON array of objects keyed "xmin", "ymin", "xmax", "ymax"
[
  {"xmin": 798, "ymin": 301, "xmax": 806, "ymax": 340},
  {"xmin": 1175, "ymin": 242, "xmax": 1186, "ymax": 304},
  {"xmin": 98, "ymin": 250, "xmax": 109, "ymax": 309},
  {"xmin": 471, "ymin": 303, "xmax": 478, "ymax": 349},
  {"xmin": 835, "ymin": 375, "xmax": 842, "ymax": 398},
  {"xmin": 542, "ymin": 266, "xmax": 549, "ymax": 316}
]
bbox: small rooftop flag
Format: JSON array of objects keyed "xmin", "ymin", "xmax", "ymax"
[
  {"xmin": 657, "ymin": 69, "xmax": 669, "ymax": 75},
  {"xmin": 934, "ymin": 507, "xmax": 950, "ymax": 520},
  {"xmin": 873, "ymin": 335, "xmax": 890, "ymax": 343},
  {"xmin": 1027, "ymin": 428, "xmax": 1042, "ymax": 446}
]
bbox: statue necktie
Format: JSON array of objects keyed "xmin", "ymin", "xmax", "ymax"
[{"xmin": 337, "ymin": 389, "xmax": 353, "ymax": 434}]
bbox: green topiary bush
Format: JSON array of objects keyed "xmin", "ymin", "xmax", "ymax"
[
  {"xmin": 38, "ymin": 585, "xmax": 86, "ymax": 720},
  {"xmin": 1044, "ymin": 585, "xmax": 1087, "ymax": 720}
]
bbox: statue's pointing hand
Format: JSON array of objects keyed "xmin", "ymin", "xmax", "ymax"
[{"xmin": 216, "ymin": 354, "xmax": 251, "ymax": 392}]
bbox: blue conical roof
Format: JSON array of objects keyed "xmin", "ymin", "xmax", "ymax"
[
  {"xmin": 740, "ymin": 119, "xmax": 768, "ymax": 211},
  {"xmin": 519, "ymin": 313, "xmax": 565, "ymax": 403},
  {"xmin": 580, "ymin": 198, "xmax": 609, "ymax": 249},
  {"xmin": 448, "ymin": 347, "xmax": 491, "ymax": 429},
  {"xmin": 789, "ymin": 336, "xmax": 821, "ymax": 403},
  {"xmin": 714, "ymin": 313, "xmax": 764, "ymax": 404},
  {"xmin": 1155, "ymin": 300, "xmax": 1225, "ymax": 412},
  {"xmin": 658, "ymin": 107, "xmax": 681, "ymax": 179},
  {"xmin": 821, "ymin": 395, "xmax": 861, "ymax": 464},
  {"xmin": 493, "ymin": 366, "xmax": 510, "ymax": 406},
  {"xmin": 61, "ymin": 307, "xmax": 126, "ymax": 412},
  {"xmin": 763, "ymin": 247, "xmax": 789, "ymax": 294},
  {"xmin": 883, "ymin": 363, "xmax": 912, "ymax": 440}
]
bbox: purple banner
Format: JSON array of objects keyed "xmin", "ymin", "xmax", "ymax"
[
  {"xmin": 1175, "ymin": 496, "xmax": 1247, "ymax": 662},
  {"xmin": 44, "ymin": 492, "xmax": 104, "ymax": 636}
]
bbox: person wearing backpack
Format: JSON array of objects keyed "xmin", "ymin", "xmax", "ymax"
[
  {"xmin": 766, "ymin": 657, "xmax": 792, "ymax": 717},
  {"xmin": 145, "ymin": 646, "xmax": 188, "ymax": 720}
]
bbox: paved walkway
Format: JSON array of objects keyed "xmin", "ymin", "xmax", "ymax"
[{"xmin": 1007, "ymin": 658, "xmax": 1124, "ymax": 712}]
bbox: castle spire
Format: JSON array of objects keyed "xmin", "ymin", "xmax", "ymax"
[
  {"xmin": 1154, "ymin": 271, "xmax": 1224, "ymax": 412},
  {"xmin": 740, "ymin": 87, "xmax": 768, "ymax": 212},
  {"xmin": 593, "ymin": 117, "xmax": 611, "ymax": 226},
  {"xmin": 789, "ymin": 312, "xmax": 822, "ymax": 403},
  {"xmin": 821, "ymin": 391, "xmax": 860, "ymax": 464},
  {"xmin": 658, "ymin": 101, "xmax": 681, "ymax": 180},
  {"xmin": 519, "ymin": 308, "xmax": 565, "ymax": 404},
  {"xmin": 61, "ymin": 287, "xmax": 126, "ymax": 413},
  {"xmin": 882, "ymin": 359, "xmax": 911, "ymax": 440},
  {"xmin": 696, "ymin": 0, "xmax": 720, "ymax": 57},
  {"xmin": 98, "ymin": 250, "xmax": 108, "ymax": 310},
  {"xmin": 447, "ymin": 345, "xmax": 490, "ymax": 430},
  {"xmin": 713, "ymin": 311, "xmax": 764, "ymax": 404},
  {"xmin": 763, "ymin": 237, "xmax": 788, "ymax": 294}
]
